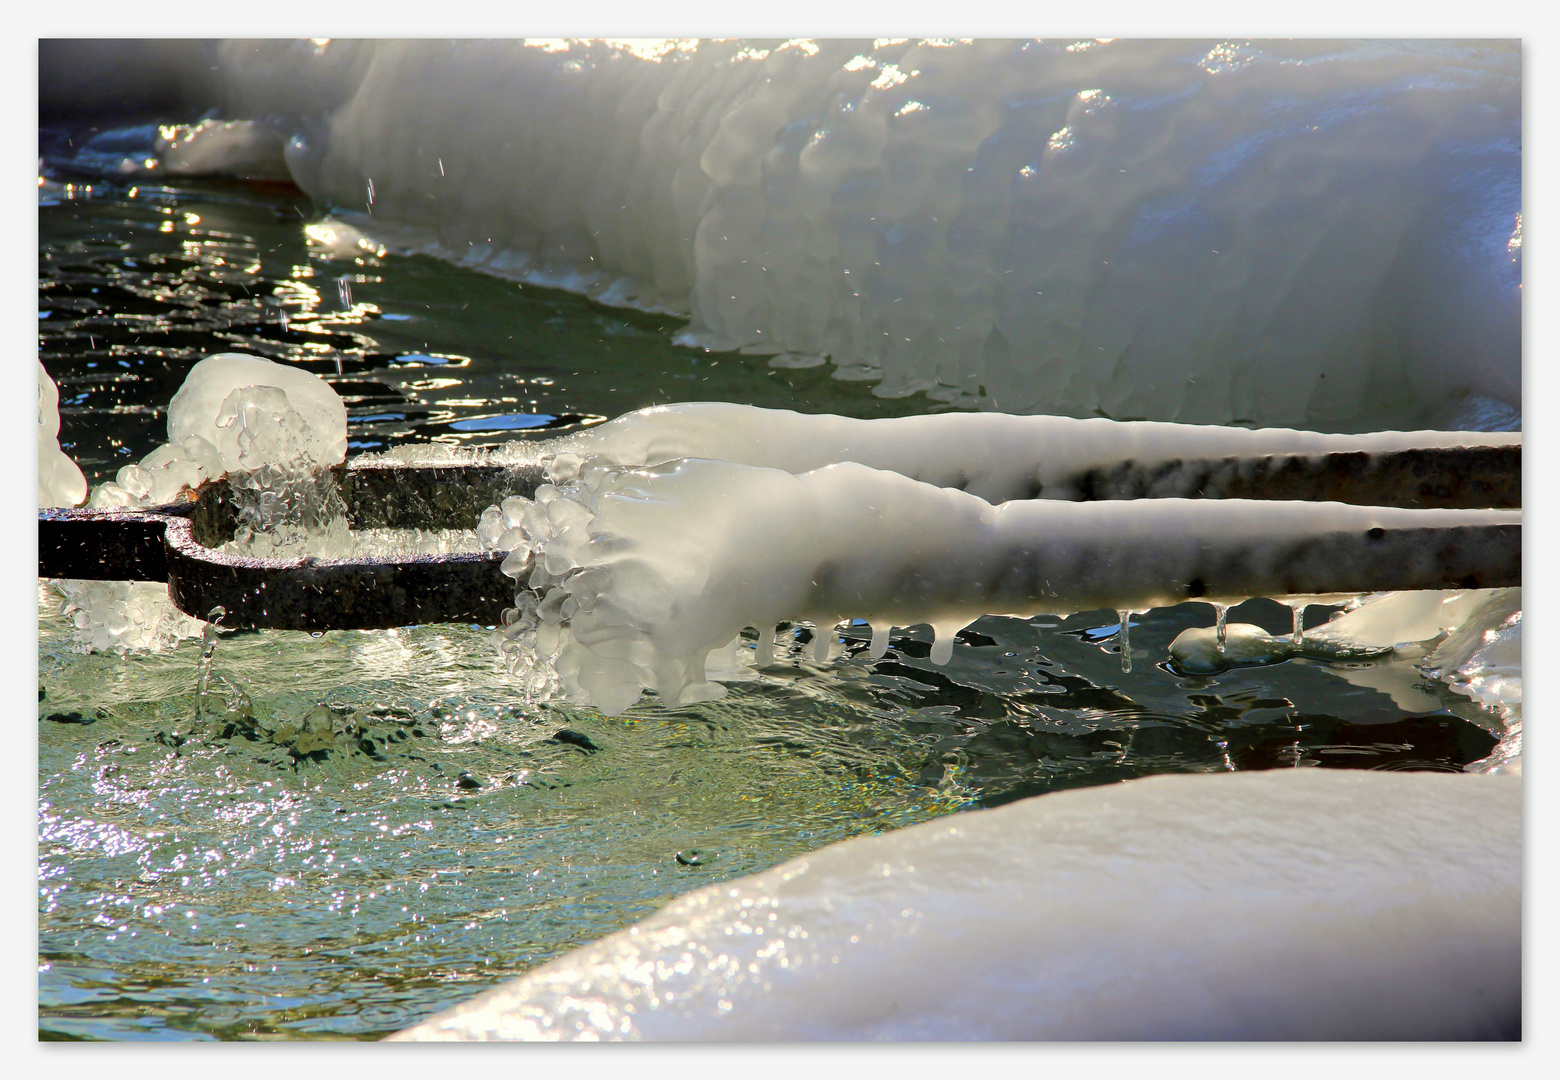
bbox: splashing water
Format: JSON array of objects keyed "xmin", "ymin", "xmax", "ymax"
[{"xmin": 195, "ymin": 606, "xmax": 226, "ymax": 726}]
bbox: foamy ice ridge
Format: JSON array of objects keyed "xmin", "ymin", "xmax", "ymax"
[
  {"xmin": 51, "ymin": 353, "xmax": 350, "ymax": 653},
  {"xmin": 481, "ymin": 403, "xmax": 1519, "ymax": 717}
]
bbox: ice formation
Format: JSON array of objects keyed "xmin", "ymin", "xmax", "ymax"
[
  {"xmin": 40, "ymin": 39, "xmax": 1519, "ymax": 428},
  {"xmin": 1168, "ymin": 587, "xmax": 1524, "ymax": 773},
  {"xmin": 122, "ymin": 38, "xmax": 1505, "ymax": 429},
  {"xmin": 551, "ymin": 401, "xmax": 1519, "ymax": 502},
  {"xmin": 156, "ymin": 119, "xmax": 291, "ymax": 181},
  {"xmin": 38, "ymin": 361, "xmax": 86, "ymax": 509},
  {"xmin": 52, "ymin": 353, "xmax": 351, "ymax": 651},
  {"xmin": 483, "ymin": 447, "xmax": 1516, "ymax": 715},
  {"xmin": 393, "ymin": 767, "xmax": 1520, "ymax": 1041}
]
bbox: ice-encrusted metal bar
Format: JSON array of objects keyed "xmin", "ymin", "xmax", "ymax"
[{"xmin": 37, "ymin": 445, "xmax": 1520, "ymax": 630}]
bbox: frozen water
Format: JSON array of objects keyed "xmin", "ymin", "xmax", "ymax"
[
  {"xmin": 168, "ymin": 353, "xmax": 347, "ymax": 472},
  {"xmin": 482, "ymin": 452, "xmax": 1516, "ymax": 716},
  {"xmin": 55, "ymin": 352, "xmax": 353, "ymax": 650},
  {"xmin": 170, "ymin": 38, "xmax": 1517, "ymax": 429},
  {"xmin": 553, "ymin": 401, "xmax": 1520, "ymax": 503},
  {"xmin": 38, "ymin": 361, "xmax": 86, "ymax": 508},
  {"xmin": 156, "ymin": 119, "xmax": 291, "ymax": 181},
  {"xmin": 394, "ymin": 767, "xmax": 1520, "ymax": 1041},
  {"xmin": 42, "ymin": 39, "xmax": 1519, "ymax": 429},
  {"xmin": 1168, "ymin": 588, "xmax": 1524, "ymax": 772}
]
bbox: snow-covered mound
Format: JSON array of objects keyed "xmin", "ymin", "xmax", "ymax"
[{"xmin": 392, "ymin": 767, "xmax": 1520, "ymax": 1041}]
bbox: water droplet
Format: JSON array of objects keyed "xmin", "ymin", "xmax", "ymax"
[{"xmin": 196, "ymin": 607, "xmax": 225, "ymax": 723}]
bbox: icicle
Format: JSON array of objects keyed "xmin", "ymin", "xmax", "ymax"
[
  {"xmin": 1212, "ymin": 602, "xmax": 1230, "ymax": 654},
  {"xmin": 754, "ymin": 626, "xmax": 774, "ymax": 668},
  {"xmin": 1117, "ymin": 610, "xmax": 1133, "ymax": 674},
  {"xmin": 870, "ymin": 623, "xmax": 891, "ymax": 660},
  {"xmin": 930, "ymin": 634, "xmax": 954, "ymax": 667},
  {"xmin": 812, "ymin": 621, "xmax": 835, "ymax": 663}
]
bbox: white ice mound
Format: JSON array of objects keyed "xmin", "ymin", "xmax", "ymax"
[
  {"xmin": 392, "ymin": 768, "xmax": 1520, "ymax": 1041},
  {"xmin": 487, "ymin": 456, "xmax": 1516, "ymax": 715},
  {"xmin": 38, "ymin": 361, "xmax": 86, "ymax": 508},
  {"xmin": 196, "ymin": 38, "xmax": 1518, "ymax": 428},
  {"xmin": 562, "ymin": 402, "xmax": 1519, "ymax": 503},
  {"xmin": 167, "ymin": 353, "xmax": 348, "ymax": 472},
  {"xmin": 59, "ymin": 352, "xmax": 352, "ymax": 651}
]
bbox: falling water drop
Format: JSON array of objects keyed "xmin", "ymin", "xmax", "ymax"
[
  {"xmin": 337, "ymin": 276, "xmax": 353, "ymax": 309},
  {"xmin": 196, "ymin": 605, "xmax": 226, "ymax": 724},
  {"xmin": 1117, "ymin": 609, "xmax": 1133, "ymax": 673}
]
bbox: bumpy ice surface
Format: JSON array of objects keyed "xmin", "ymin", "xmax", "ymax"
[
  {"xmin": 38, "ymin": 360, "xmax": 87, "ymax": 509},
  {"xmin": 52, "ymin": 38, "xmax": 1520, "ymax": 429},
  {"xmin": 53, "ymin": 353, "xmax": 352, "ymax": 651},
  {"xmin": 481, "ymin": 404, "xmax": 1519, "ymax": 716}
]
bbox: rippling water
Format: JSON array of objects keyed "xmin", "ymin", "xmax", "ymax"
[{"xmin": 37, "ymin": 137, "xmax": 1502, "ymax": 1040}]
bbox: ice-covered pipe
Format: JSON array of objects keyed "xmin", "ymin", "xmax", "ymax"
[
  {"xmin": 391, "ymin": 767, "xmax": 1520, "ymax": 1041},
  {"xmin": 183, "ymin": 37, "xmax": 1518, "ymax": 430},
  {"xmin": 490, "ymin": 456, "xmax": 1517, "ymax": 714},
  {"xmin": 555, "ymin": 401, "xmax": 1521, "ymax": 504}
]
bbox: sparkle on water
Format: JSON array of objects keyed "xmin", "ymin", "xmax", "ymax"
[{"xmin": 37, "ymin": 146, "xmax": 1504, "ymax": 1041}]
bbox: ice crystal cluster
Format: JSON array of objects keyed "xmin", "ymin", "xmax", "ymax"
[{"xmin": 51, "ymin": 353, "xmax": 350, "ymax": 652}]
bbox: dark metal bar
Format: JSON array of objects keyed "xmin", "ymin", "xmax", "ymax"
[
  {"xmin": 163, "ymin": 518, "xmax": 514, "ymax": 631},
  {"xmin": 1060, "ymin": 445, "xmax": 1522, "ymax": 509}
]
